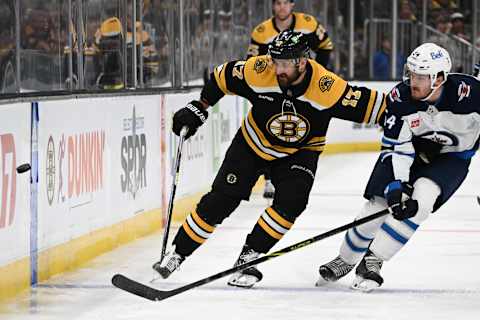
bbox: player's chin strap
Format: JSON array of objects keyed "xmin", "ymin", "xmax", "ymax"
[{"xmin": 420, "ymin": 73, "xmax": 447, "ymax": 101}]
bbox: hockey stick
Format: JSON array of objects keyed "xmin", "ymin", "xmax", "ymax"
[
  {"xmin": 112, "ymin": 205, "xmax": 393, "ymax": 301},
  {"xmin": 159, "ymin": 126, "xmax": 189, "ymax": 265}
]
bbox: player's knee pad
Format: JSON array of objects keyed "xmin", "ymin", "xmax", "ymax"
[
  {"xmin": 355, "ymin": 196, "xmax": 389, "ymax": 238},
  {"xmin": 411, "ymin": 177, "xmax": 441, "ymax": 224},
  {"xmin": 196, "ymin": 190, "xmax": 242, "ymax": 225},
  {"xmin": 273, "ymin": 178, "xmax": 312, "ymax": 220}
]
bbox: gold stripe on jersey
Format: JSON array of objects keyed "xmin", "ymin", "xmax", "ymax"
[
  {"xmin": 306, "ymin": 136, "xmax": 326, "ymax": 144},
  {"xmin": 318, "ymin": 37, "xmax": 334, "ymax": 50},
  {"xmin": 363, "ymin": 90, "xmax": 377, "ymax": 123},
  {"xmin": 213, "ymin": 63, "xmax": 231, "ymax": 95},
  {"xmin": 292, "ymin": 13, "xmax": 318, "ymax": 34},
  {"xmin": 302, "ymin": 145, "xmax": 325, "ymax": 152},
  {"xmin": 251, "ymin": 19, "xmax": 278, "ymax": 45},
  {"xmin": 241, "ymin": 115, "xmax": 292, "ymax": 160},
  {"xmin": 247, "ymin": 112, "xmax": 298, "ymax": 154},
  {"xmin": 376, "ymin": 95, "xmax": 387, "ymax": 123},
  {"xmin": 244, "ymin": 56, "xmax": 282, "ymax": 93},
  {"xmin": 241, "ymin": 124, "xmax": 276, "ymax": 161},
  {"xmin": 297, "ymin": 61, "xmax": 348, "ymax": 110}
]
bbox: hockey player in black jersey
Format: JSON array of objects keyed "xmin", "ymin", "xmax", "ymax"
[
  {"xmin": 317, "ymin": 43, "xmax": 480, "ymax": 292},
  {"xmin": 247, "ymin": 0, "xmax": 333, "ymax": 67},
  {"xmin": 153, "ymin": 30, "xmax": 386, "ymax": 288},
  {"xmin": 247, "ymin": 0, "xmax": 334, "ymax": 199}
]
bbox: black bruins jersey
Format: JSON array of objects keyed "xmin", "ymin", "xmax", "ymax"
[
  {"xmin": 246, "ymin": 12, "xmax": 333, "ymax": 66},
  {"xmin": 200, "ymin": 56, "xmax": 387, "ymax": 161}
]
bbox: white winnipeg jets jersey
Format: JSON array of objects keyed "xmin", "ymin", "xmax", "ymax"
[{"xmin": 380, "ymin": 74, "xmax": 480, "ymax": 181}]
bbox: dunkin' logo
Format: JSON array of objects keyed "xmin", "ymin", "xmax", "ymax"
[{"xmin": 0, "ymin": 134, "xmax": 16, "ymax": 229}]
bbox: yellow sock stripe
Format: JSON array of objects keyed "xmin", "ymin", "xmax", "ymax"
[
  {"xmin": 363, "ymin": 90, "xmax": 377, "ymax": 123},
  {"xmin": 182, "ymin": 221, "xmax": 206, "ymax": 244},
  {"xmin": 258, "ymin": 217, "xmax": 283, "ymax": 240},
  {"xmin": 266, "ymin": 207, "xmax": 294, "ymax": 229},
  {"xmin": 191, "ymin": 210, "xmax": 215, "ymax": 233},
  {"xmin": 241, "ymin": 121, "xmax": 276, "ymax": 161}
]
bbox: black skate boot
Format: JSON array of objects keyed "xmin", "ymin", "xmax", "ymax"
[
  {"xmin": 227, "ymin": 244, "xmax": 263, "ymax": 288},
  {"xmin": 351, "ymin": 249, "xmax": 384, "ymax": 292},
  {"xmin": 152, "ymin": 251, "xmax": 185, "ymax": 279},
  {"xmin": 315, "ymin": 256, "xmax": 355, "ymax": 286}
]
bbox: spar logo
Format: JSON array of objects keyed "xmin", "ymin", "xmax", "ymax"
[
  {"xmin": 120, "ymin": 106, "xmax": 147, "ymax": 199},
  {"xmin": 46, "ymin": 130, "xmax": 106, "ymax": 207},
  {"xmin": 0, "ymin": 134, "xmax": 16, "ymax": 229}
]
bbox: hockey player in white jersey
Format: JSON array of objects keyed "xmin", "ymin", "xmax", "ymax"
[{"xmin": 316, "ymin": 43, "xmax": 480, "ymax": 292}]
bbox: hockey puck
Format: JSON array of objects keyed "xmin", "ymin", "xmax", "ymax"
[
  {"xmin": 477, "ymin": 196, "xmax": 480, "ymax": 206},
  {"xmin": 16, "ymin": 163, "xmax": 31, "ymax": 174}
]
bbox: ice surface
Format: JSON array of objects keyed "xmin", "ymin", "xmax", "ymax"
[{"xmin": 2, "ymin": 152, "xmax": 479, "ymax": 320}]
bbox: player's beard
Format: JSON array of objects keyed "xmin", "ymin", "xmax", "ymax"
[{"xmin": 277, "ymin": 68, "xmax": 301, "ymax": 87}]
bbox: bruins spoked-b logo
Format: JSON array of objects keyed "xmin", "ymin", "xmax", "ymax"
[
  {"xmin": 226, "ymin": 173, "xmax": 237, "ymax": 184},
  {"xmin": 254, "ymin": 58, "xmax": 268, "ymax": 74},
  {"xmin": 319, "ymin": 75, "xmax": 335, "ymax": 92},
  {"xmin": 267, "ymin": 112, "xmax": 310, "ymax": 143}
]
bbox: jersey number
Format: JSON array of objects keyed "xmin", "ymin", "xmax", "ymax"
[
  {"xmin": 384, "ymin": 115, "xmax": 396, "ymax": 130},
  {"xmin": 342, "ymin": 88, "xmax": 362, "ymax": 107},
  {"xmin": 232, "ymin": 61, "xmax": 245, "ymax": 80}
]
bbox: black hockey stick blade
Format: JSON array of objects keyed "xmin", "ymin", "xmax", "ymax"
[{"xmin": 111, "ymin": 206, "xmax": 392, "ymax": 301}]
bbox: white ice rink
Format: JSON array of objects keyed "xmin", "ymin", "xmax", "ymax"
[{"xmin": 2, "ymin": 152, "xmax": 480, "ymax": 320}]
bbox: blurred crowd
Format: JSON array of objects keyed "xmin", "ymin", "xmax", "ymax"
[{"xmin": 1, "ymin": 0, "xmax": 480, "ymax": 93}]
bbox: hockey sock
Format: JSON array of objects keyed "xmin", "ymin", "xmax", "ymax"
[
  {"xmin": 339, "ymin": 197, "xmax": 388, "ymax": 264},
  {"xmin": 173, "ymin": 210, "xmax": 216, "ymax": 257},
  {"xmin": 246, "ymin": 207, "xmax": 294, "ymax": 253}
]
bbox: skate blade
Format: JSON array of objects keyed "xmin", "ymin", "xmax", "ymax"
[
  {"xmin": 351, "ymin": 276, "xmax": 380, "ymax": 292},
  {"xmin": 227, "ymin": 273, "xmax": 259, "ymax": 288},
  {"xmin": 314, "ymin": 276, "xmax": 331, "ymax": 287}
]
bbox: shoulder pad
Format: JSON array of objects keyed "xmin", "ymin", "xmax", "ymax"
[
  {"xmin": 388, "ymin": 83, "xmax": 411, "ymax": 104},
  {"xmin": 251, "ymin": 19, "xmax": 278, "ymax": 44},
  {"xmin": 300, "ymin": 60, "xmax": 347, "ymax": 109},
  {"xmin": 244, "ymin": 56, "xmax": 280, "ymax": 92},
  {"xmin": 293, "ymin": 12, "xmax": 318, "ymax": 33}
]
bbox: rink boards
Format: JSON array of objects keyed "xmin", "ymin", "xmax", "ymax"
[{"xmin": 0, "ymin": 81, "xmax": 394, "ymax": 301}]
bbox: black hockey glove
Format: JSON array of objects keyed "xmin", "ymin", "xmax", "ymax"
[
  {"xmin": 172, "ymin": 100, "xmax": 208, "ymax": 139},
  {"xmin": 384, "ymin": 180, "xmax": 419, "ymax": 220}
]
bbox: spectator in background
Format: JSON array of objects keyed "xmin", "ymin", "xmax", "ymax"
[
  {"xmin": 450, "ymin": 12, "xmax": 469, "ymax": 41},
  {"xmin": 22, "ymin": 7, "xmax": 58, "ymax": 53},
  {"xmin": 426, "ymin": 0, "xmax": 458, "ymax": 25},
  {"xmin": 373, "ymin": 39, "xmax": 404, "ymax": 80},
  {"xmin": 427, "ymin": 15, "xmax": 462, "ymax": 72},
  {"xmin": 399, "ymin": 0, "xmax": 417, "ymax": 21}
]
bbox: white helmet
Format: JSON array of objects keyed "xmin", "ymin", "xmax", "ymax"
[{"xmin": 403, "ymin": 43, "xmax": 452, "ymax": 100}]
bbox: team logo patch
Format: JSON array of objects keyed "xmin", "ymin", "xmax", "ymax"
[
  {"xmin": 319, "ymin": 75, "xmax": 335, "ymax": 92},
  {"xmin": 410, "ymin": 118, "xmax": 420, "ymax": 128},
  {"xmin": 256, "ymin": 25, "xmax": 265, "ymax": 33},
  {"xmin": 389, "ymin": 87, "xmax": 402, "ymax": 103},
  {"xmin": 267, "ymin": 112, "xmax": 310, "ymax": 143},
  {"xmin": 254, "ymin": 58, "xmax": 268, "ymax": 74},
  {"xmin": 304, "ymin": 14, "xmax": 312, "ymax": 22},
  {"xmin": 457, "ymin": 81, "xmax": 471, "ymax": 102},
  {"xmin": 226, "ymin": 173, "xmax": 237, "ymax": 184}
]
